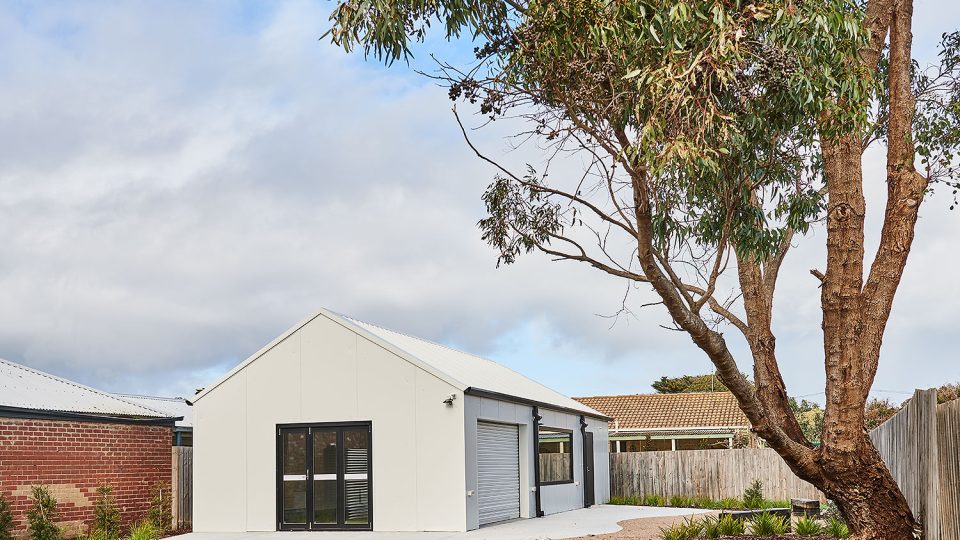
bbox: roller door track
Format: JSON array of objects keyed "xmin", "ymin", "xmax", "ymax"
[{"xmin": 477, "ymin": 422, "xmax": 521, "ymax": 526}]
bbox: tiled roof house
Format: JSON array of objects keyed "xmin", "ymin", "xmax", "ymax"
[{"xmin": 573, "ymin": 392, "xmax": 755, "ymax": 452}]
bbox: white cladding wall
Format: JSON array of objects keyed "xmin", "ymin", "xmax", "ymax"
[
  {"xmin": 463, "ymin": 395, "xmax": 610, "ymax": 531},
  {"xmin": 193, "ymin": 315, "xmax": 467, "ymax": 532}
]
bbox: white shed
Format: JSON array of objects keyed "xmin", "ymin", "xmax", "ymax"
[{"xmin": 192, "ymin": 308, "xmax": 610, "ymax": 533}]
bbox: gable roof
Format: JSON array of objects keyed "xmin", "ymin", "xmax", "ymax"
[
  {"xmin": 195, "ymin": 308, "xmax": 605, "ymax": 419},
  {"xmin": 0, "ymin": 358, "xmax": 177, "ymax": 423},
  {"xmin": 573, "ymin": 392, "xmax": 750, "ymax": 430},
  {"xmin": 114, "ymin": 394, "xmax": 193, "ymax": 428}
]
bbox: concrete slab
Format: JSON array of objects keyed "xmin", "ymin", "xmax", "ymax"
[{"xmin": 178, "ymin": 505, "xmax": 710, "ymax": 540}]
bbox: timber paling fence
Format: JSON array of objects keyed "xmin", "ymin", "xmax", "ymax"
[
  {"xmin": 610, "ymin": 447, "xmax": 825, "ymax": 502},
  {"xmin": 869, "ymin": 389, "xmax": 960, "ymax": 540},
  {"xmin": 609, "ymin": 389, "xmax": 959, "ymax": 540},
  {"xmin": 171, "ymin": 446, "xmax": 193, "ymax": 529},
  {"xmin": 540, "ymin": 454, "xmax": 573, "ymax": 482}
]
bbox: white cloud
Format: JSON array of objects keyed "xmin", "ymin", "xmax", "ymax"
[{"xmin": 0, "ymin": 1, "xmax": 956, "ymax": 403}]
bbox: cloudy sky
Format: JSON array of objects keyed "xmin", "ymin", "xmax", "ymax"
[{"xmin": 0, "ymin": 1, "xmax": 957, "ymax": 404}]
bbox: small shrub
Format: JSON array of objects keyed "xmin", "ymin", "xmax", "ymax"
[
  {"xmin": 762, "ymin": 499, "xmax": 792, "ymax": 509},
  {"xmin": 658, "ymin": 517, "xmax": 704, "ymax": 540},
  {"xmin": 795, "ymin": 516, "xmax": 824, "ymax": 536},
  {"xmin": 146, "ymin": 483, "xmax": 171, "ymax": 533},
  {"xmin": 747, "ymin": 511, "xmax": 789, "ymax": 536},
  {"xmin": 27, "ymin": 486, "xmax": 61, "ymax": 540},
  {"xmin": 716, "ymin": 514, "xmax": 746, "ymax": 535},
  {"xmin": 718, "ymin": 497, "xmax": 742, "ymax": 509},
  {"xmin": 681, "ymin": 516, "xmax": 704, "ymax": 537},
  {"xmin": 0, "ymin": 493, "xmax": 13, "ymax": 540},
  {"xmin": 87, "ymin": 530, "xmax": 113, "ymax": 540},
  {"xmin": 827, "ymin": 516, "xmax": 851, "ymax": 539},
  {"xmin": 658, "ymin": 523, "xmax": 685, "ymax": 540},
  {"xmin": 90, "ymin": 486, "xmax": 120, "ymax": 540},
  {"xmin": 702, "ymin": 516, "xmax": 721, "ymax": 538},
  {"xmin": 743, "ymin": 479, "xmax": 765, "ymax": 509},
  {"xmin": 692, "ymin": 497, "xmax": 719, "ymax": 509},
  {"xmin": 126, "ymin": 521, "xmax": 160, "ymax": 540},
  {"xmin": 642, "ymin": 494, "xmax": 665, "ymax": 506}
]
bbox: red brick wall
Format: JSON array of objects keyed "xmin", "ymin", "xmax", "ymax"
[{"xmin": 0, "ymin": 418, "xmax": 172, "ymax": 538}]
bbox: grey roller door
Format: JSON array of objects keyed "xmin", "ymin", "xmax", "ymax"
[{"xmin": 477, "ymin": 422, "xmax": 520, "ymax": 526}]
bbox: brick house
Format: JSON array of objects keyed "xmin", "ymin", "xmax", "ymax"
[
  {"xmin": 574, "ymin": 392, "xmax": 758, "ymax": 452},
  {"xmin": 0, "ymin": 359, "xmax": 180, "ymax": 537}
]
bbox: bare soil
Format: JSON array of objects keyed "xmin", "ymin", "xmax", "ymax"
[
  {"xmin": 567, "ymin": 512, "xmax": 713, "ymax": 540},
  {"xmin": 566, "ymin": 514, "xmax": 834, "ymax": 540}
]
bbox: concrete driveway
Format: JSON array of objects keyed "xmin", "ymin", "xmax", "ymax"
[{"xmin": 177, "ymin": 505, "xmax": 710, "ymax": 540}]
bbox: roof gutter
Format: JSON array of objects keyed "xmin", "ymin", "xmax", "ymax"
[
  {"xmin": 0, "ymin": 405, "xmax": 180, "ymax": 426},
  {"xmin": 464, "ymin": 387, "xmax": 611, "ymax": 421}
]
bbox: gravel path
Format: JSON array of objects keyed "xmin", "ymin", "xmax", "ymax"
[{"xmin": 567, "ymin": 511, "xmax": 719, "ymax": 540}]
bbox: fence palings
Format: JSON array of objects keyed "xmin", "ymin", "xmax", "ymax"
[{"xmin": 609, "ymin": 447, "xmax": 824, "ymax": 502}]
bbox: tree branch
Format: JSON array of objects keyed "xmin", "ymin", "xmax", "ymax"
[{"xmin": 859, "ymin": 0, "xmax": 928, "ymax": 391}]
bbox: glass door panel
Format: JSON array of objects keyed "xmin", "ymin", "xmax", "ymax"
[
  {"xmin": 278, "ymin": 423, "xmax": 371, "ymax": 530},
  {"xmin": 280, "ymin": 429, "xmax": 308, "ymax": 526},
  {"xmin": 312, "ymin": 430, "xmax": 338, "ymax": 525},
  {"xmin": 343, "ymin": 430, "xmax": 370, "ymax": 525}
]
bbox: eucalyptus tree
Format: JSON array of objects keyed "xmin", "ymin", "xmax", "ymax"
[{"xmin": 326, "ymin": 0, "xmax": 959, "ymax": 537}]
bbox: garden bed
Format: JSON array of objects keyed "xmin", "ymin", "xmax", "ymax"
[
  {"xmin": 714, "ymin": 536, "xmax": 834, "ymax": 539},
  {"xmin": 609, "ymin": 495, "xmax": 793, "ymax": 511}
]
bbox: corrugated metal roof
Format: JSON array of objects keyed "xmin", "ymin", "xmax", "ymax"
[
  {"xmin": 195, "ymin": 309, "xmax": 603, "ymax": 418},
  {"xmin": 0, "ymin": 358, "xmax": 172, "ymax": 419},
  {"xmin": 114, "ymin": 394, "xmax": 193, "ymax": 427},
  {"xmin": 573, "ymin": 392, "xmax": 750, "ymax": 430},
  {"xmin": 342, "ymin": 314, "xmax": 600, "ymax": 416}
]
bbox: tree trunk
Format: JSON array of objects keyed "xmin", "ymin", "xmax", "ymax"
[{"xmin": 818, "ymin": 433, "xmax": 919, "ymax": 539}]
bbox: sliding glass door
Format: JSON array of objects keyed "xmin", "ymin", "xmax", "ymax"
[{"xmin": 277, "ymin": 422, "xmax": 372, "ymax": 530}]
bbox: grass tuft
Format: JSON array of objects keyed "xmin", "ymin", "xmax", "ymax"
[
  {"xmin": 746, "ymin": 511, "xmax": 789, "ymax": 535},
  {"xmin": 827, "ymin": 515, "xmax": 851, "ymax": 539},
  {"xmin": 126, "ymin": 521, "xmax": 160, "ymax": 540},
  {"xmin": 795, "ymin": 516, "xmax": 824, "ymax": 536}
]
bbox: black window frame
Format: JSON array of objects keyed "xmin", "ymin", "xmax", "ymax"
[
  {"xmin": 276, "ymin": 421, "xmax": 373, "ymax": 532},
  {"xmin": 537, "ymin": 426, "xmax": 575, "ymax": 486}
]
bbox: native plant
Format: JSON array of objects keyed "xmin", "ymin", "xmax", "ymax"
[
  {"xmin": 0, "ymin": 493, "xmax": 13, "ymax": 540},
  {"xmin": 125, "ymin": 521, "xmax": 160, "ymax": 540},
  {"xmin": 747, "ymin": 511, "xmax": 790, "ymax": 535},
  {"xmin": 659, "ymin": 516, "xmax": 704, "ymax": 540},
  {"xmin": 146, "ymin": 483, "xmax": 171, "ymax": 533},
  {"xmin": 327, "ymin": 0, "xmax": 960, "ymax": 536},
  {"xmin": 89, "ymin": 486, "xmax": 121, "ymax": 540},
  {"xmin": 743, "ymin": 480, "xmax": 765, "ymax": 509},
  {"xmin": 716, "ymin": 514, "xmax": 746, "ymax": 536},
  {"xmin": 27, "ymin": 486, "xmax": 61, "ymax": 540},
  {"xmin": 796, "ymin": 516, "xmax": 825, "ymax": 536},
  {"xmin": 828, "ymin": 516, "xmax": 852, "ymax": 539}
]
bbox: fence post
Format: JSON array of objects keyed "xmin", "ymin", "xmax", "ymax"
[
  {"xmin": 937, "ymin": 399, "xmax": 960, "ymax": 540},
  {"xmin": 869, "ymin": 389, "xmax": 941, "ymax": 540},
  {"xmin": 171, "ymin": 447, "xmax": 180, "ymax": 529}
]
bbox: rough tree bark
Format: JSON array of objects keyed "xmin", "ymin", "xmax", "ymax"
[
  {"xmin": 361, "ymin": 0, "xmax": 932, "ymax": 534},
  {"xmin": 623, "ymin": 1, "xmax": 927, "ymax": 536}
]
